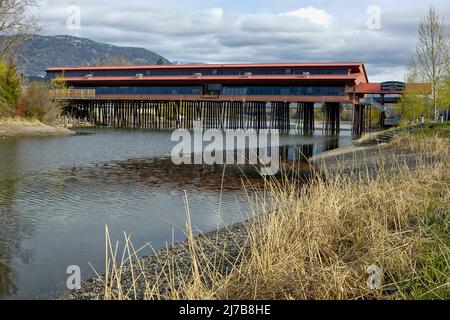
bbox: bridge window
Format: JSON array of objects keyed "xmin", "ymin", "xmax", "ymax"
[
  {"xmin": 202, "ymin": 84, "xmax": 222, "ymax": 96},
  {"xmin": 222, "ymin": 86, "xmax": 345, "ymax": 96}
]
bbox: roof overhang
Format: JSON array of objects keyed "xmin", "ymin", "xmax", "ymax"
[
  {"xmin": 46, "ymin": 61, "xmax": 366, "ymax": 72},
  {"xmin": 354, "ymin": 83, "xmax": 431, "ymax": 95}
]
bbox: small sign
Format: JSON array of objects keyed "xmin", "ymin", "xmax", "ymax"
[{"xmin": 381, "ymin": 81, "xmax": 405, "ymax": 91}]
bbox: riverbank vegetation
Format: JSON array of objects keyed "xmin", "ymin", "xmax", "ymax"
[
  {"xmin": 0, "ymin": 57, "xmax": 66, "ymax": 125},
  {"xmin": 85, "ymin": 124, "xmax": 449, "ymax": 300},
  {"xmin": 21, "ymin": 81, "xmax": 65, "ymax": 125}
]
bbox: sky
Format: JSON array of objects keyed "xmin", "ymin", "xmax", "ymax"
[{"xmin": 30, "ymin": 0, "xmax": 450, "ymax": 82}]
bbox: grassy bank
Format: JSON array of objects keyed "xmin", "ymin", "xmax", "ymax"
[
  {"xmin": 356, "ymin": 122, "xmax": 450, "ymax": 145},
  {"xmin": 83, "ymin": 126, "xmax": 449, "ymax": 301},
  {"xmin": 410, "ymin": 122, "xmax": 450, "ymax": 139}
]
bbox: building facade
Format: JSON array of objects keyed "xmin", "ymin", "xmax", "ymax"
[{"xmin": 46, "ymin": 62, "xmax": 412, "ymax": 135}]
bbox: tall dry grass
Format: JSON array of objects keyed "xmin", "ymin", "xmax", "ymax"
[{"xmin": 96, "ymin": 134, "xmax": 449, "ymax": 300}]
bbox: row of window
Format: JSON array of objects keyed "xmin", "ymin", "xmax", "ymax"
[
  {"xmin": 47, "ymin": 68, "xmax": 349, "ymax": 79},
  {"xmin": 77, "ymin": 85, "xmax": 346, "ymax": 96},
  {"xmin": 221, "ymin": 86, "xmax": 345, "ymax": 96}
]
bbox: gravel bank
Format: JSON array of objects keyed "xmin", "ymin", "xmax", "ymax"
[
  {"xmin": 64, "ymin": 221, "xmax": 252, "ymax": 300},
  {"xmin": 0, "ymin": 122, "xmax": 75, "ymax": 138}
]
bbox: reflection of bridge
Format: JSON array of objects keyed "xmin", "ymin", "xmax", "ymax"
[{"xmin": 47, "ymin": 63, "xmax": 423, "ymax": 136}]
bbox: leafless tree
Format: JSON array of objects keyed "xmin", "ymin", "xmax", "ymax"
[
  {"xmin": 415, "ymin": 6, "xmax": 450, "ymax": 120},
  {"xmin": 0, "ymin": 0, "xmax": 40, "ymax": 59}
]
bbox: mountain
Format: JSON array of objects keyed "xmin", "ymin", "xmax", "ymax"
[
  {"xmin": 1, "ymin": 35, "xmax": 171, "ymax": 77},
  {"xmin": 171, "ymin": 60, "xmax": 206, "ymax": 65}
]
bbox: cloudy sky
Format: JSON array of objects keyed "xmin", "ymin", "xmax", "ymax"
[{"xmin": 30, "ymin": 0, "xmax": 450, "ymax": 82}]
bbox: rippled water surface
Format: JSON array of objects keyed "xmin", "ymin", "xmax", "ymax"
[{"xmin": 0, "ymin": 128, "xmax": 352, "ymax": 299}]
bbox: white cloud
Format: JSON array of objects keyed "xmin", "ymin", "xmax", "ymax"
[
  {"xmin": 281, "ymin": 6, "xmax": 331, "ymax": 27},
  {"xmin": 202, "ymin": 7, "xmax": 224, "ymax": 22}
]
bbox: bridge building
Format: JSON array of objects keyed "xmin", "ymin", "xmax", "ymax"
[{"xmin": 46, "ymin": 62, "xmax": 411, "ymax": 135}]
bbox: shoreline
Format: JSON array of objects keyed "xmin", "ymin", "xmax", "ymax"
[
  {"xmin": 64, "ymin": 221, "xmax": 252, "ymax": 300},
  {"xmin": 0, "ymin": 119, "xmax": 75, "ymax": 138},
  {"xmin": 64, "ymin": 138, "xmax": 392, "ymax": 300},
  {"xmin": 62, "ymin": 124, "xmax": 449, "ymax": 300}
]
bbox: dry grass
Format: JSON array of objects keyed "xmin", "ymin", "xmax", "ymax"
[
  {"xmin": 0, "ymin": 116, "xmax": 44, "ymax": 126},
  {"xmin": 96, "ymin": 134, "xmax": 450, "ymax": 300}
]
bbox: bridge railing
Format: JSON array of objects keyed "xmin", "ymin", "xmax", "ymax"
[
  {"xmin": 50, "ymin": 89, "xmax": 96, "ymax": 100},
  {"xmin": 360, "ymin": 97, "xmax": 387, "ymax": 113}
]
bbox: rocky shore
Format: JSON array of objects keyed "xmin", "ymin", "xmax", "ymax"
[
  {"xmin": 0, "ymin": 119, "xmax": 75, "ymax": 138},
  {"xmin": 65, "ymin": 221, "xmax": 252, "ymax": 300}
]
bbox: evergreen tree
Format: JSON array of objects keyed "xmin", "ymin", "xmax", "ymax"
[{"xmin": 0, "ymin": 60, "xmax": 22, "ymax": 116}]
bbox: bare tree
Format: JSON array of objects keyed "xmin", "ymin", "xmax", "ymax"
[
  {"xmin": 415, "ymin": 6, "xmax": 450, "ymax": 120},
  {"xmin": 398, "ymin": 59, "xmax": 427, "ymax": 123},
  {"xmin": 0, "ymin": 0, "xmax": 39, "ymax": 58}
]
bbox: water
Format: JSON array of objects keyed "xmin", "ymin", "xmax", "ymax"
[{"xmin": 0, "ymin": 128, "xmax": 352, "ymax": 299}]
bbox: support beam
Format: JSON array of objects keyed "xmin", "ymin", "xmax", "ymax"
[
  {"xmin": 352, "ymin": 104, "xmax": 366, "ymax": 137},
  {"xmin": 323, "ymin": 102, "xmax": 340, "ymax": 135}
]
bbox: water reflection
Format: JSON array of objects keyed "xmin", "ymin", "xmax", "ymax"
[{"xmin": 0, "ymin": 143, "xmax": 34, "ymax": 298}]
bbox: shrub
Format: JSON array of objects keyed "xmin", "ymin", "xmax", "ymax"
[{"xmin": 21, "ymin": 82, "xmax": 62, "ymax": 125}]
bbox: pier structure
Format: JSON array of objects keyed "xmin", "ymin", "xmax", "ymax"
[{"xmin": 46, "ymin": 62, "xmax": 414, "ymax": 136}]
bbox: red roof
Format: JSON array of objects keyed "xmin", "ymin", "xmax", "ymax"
[
  {"xmin": 355, "ymin": 83, "xmax": 384, "ymax": 93},
  {"xmin": 61, "ymin": 74, "xmax": 358, "ymax": 83},
  {"xmin": 354, "ymin": 83, "xmax": 406, "ymax": 94},
  {"xmin": 46, "ymin": 62, "xmax": 365, "ymax": 72}
]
